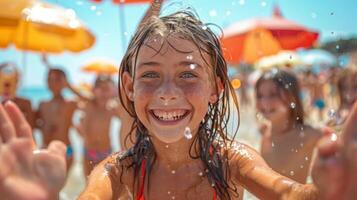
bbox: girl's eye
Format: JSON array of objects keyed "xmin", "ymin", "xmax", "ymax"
[
  {"xmin": 141, "ymin": 72, "xmax": 159, "ymax": 78},
  {"xmin": 180, "ymin": 72, "xmax": 197, "ymax": 79}
]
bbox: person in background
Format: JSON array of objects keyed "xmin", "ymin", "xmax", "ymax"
[
  {"xmin": 255, "ymin": 68, "xmax": 321, "ymax": 183},
  {"xmin": 0, "ymin": 62, "xmax": 35, "ymax": 129}
]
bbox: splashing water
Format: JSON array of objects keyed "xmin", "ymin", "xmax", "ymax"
[
  {"xmin": 189, "ymin": 64, "xmax": 197, "ymax": 70},
  {"xmin": 184, "ymin": 127, "xmax": 193, "ymax": 139}
]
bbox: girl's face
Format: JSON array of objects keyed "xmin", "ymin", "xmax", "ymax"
[
  {"xmin": 340, "ymin": 73, "xmax": 357, "ymax": 107},
  {"xmin": 123, "ymin": 36, "xmax": 218, "ymax": 143},
  {"xmin": 93, "ymin": 81, "xmax": 115, "ymax": 104},
  {"xmin": 256, "ymin": 80, "xmax": 290, "ymax": 125}
]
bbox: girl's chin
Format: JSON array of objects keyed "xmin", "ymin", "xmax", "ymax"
[{"xmin": 152, "ymin": 132, "xmax": 186, "ymax": 144}]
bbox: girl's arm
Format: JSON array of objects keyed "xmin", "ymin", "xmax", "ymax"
[
  {"xmin": 230, "ymin": 143, "xmax": 318, "ymax": 200},
  {"xmin": 78, "ymin": 154, "xmax": 125, "ymax": 200}
]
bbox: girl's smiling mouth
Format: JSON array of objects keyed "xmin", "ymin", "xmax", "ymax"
[{"xmin": 149, "ymin": 109, "xmax": 191, "ymax": 124}]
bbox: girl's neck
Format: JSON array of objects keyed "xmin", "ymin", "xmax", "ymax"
[
  {"xmin": 150, "ymin": 136, "xmax": 198, "ymax": 169},
  {"xmin": 271, "ymin": 119, "xmax": 295, "ymax": 135}
]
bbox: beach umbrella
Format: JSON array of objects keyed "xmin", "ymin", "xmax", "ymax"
[
  {"xmin": 0, "ymin": 0, "xmax": 95, "ymax": 53},
  {"xmin": 221, "ymin": 6, "xmax": 319, "ymax": 65},
  {"xmin": 81, "ymin": 58, "xmax": 119, "ymax": 75},
  {"xmin": 255, "ymin": 50, "xmax": 301, "ymax": 70},
  {"xmin": 297, "ymin": 49, "xmax": 337, "ymax": 74},
  {"xmin": 298, "ymin": 49, "xmax": 337, "ymax": 67}
]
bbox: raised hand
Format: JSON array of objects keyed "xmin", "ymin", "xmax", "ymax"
[
  {"xmin": 312, "ymin": 102, "xmax": 357, "ymax": 200},
  {"xmin": 0, "ymin": 101, "xmax": 67, "ymax": 200}
]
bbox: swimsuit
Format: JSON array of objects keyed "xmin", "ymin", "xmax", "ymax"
[{"xmin": 66, "ymin": 145, "xmax": 73, "ymax": 158}]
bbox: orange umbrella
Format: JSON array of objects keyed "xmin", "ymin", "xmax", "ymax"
[
  {"xmin": 221, "ymin": 6, "xmax": 319, "ymax": 65},
  {"xmin": 81, "ymin": 59, "xmax": 119, "ymax": 75},
  {"xmin": 0, "ymin": 0, "xmax": 95, "ymax": 53}
]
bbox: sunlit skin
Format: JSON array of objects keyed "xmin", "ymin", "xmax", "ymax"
[
  {"xmin": 256, "ymin": 80, "xmax": 321, "ymax": 183},
  {"xmin": 76, "ymin": 80, "xmax": 118, "ymax": 176}
]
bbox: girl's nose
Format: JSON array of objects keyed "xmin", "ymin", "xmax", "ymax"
[{"xmin": 157, "ymin": 82, "xmax": 179, "ymax": 104}]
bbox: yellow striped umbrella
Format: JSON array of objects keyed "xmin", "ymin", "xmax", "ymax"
[{"xmin": 0, "ymin": 0, "xmax": 95, "ymax": 53}]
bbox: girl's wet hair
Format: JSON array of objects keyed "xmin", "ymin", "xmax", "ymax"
[
  {"xmin": 256, "ymin": 68, "xmax": 304, "ymax": 125},
  {"xmin": 116, "ymin": 10, "xmax": 240, "ymax": 199}
]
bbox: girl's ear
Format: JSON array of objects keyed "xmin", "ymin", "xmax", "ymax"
[
  {"xmin": 209, "ymin": 77, "xmax": 224, "ymax": 104},
  {"xmin": 123, "ymin": 72, "xmax": 134, "ymax": 101}
]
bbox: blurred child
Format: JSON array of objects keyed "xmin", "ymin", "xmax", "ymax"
[
  {"xmin": 327, "ymin": 68, "xmax": 357, "ymax": 131},
  {"xmin": 36, "ymin": 68, "xmax": 79, "ymax": 169},
  {"xmin": 0, "ymin": 62, "xmax": 35, "ymax": 128},
  {"xmin": 255, "ymin": 68, "xmax": 321, "ymax": 183},
  {"xmin": 76, "ymin": 76, "xmax": 118, "ymax": 176}
]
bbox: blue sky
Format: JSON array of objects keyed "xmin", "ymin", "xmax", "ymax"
[{"xmin": 1, "ymin": 0, "xmax": 356, "ymax": 87}]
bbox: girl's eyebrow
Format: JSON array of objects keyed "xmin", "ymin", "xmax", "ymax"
[
  {"xmin": 137, "ymin": 61, "xmax": 161, "ymax": 69},
  {"xmin": 178, "ymin": 61, "xmax": 203, "ymax": 69}
]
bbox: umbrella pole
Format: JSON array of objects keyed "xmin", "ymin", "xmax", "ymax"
[
  {"xmin": 118, "ymin": 3, "xmax": 127, "ymax": 53},
  {"xmin": 21, "ymin": 22, "xmax": 29, "ymax": 87}
]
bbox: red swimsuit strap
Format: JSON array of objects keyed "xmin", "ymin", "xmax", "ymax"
[{"xmin": 136, "ymin": 159, "xmax": 146, "ymax": 200}]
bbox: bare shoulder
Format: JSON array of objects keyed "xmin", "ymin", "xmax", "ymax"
[
  {"xmin": 79, "ymin": 151, "xmax": 134, "ymax": 200},
  {"xmin": 227, "ymin": 141, "xmax": 268, "ymax": 175}
]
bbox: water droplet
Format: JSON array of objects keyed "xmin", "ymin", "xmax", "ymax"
[
  {"xmin": 202, "ymin": 25, "xmax": 207, "ymax": 30},
  {"xmin": 300, "ymin": 143, "xmax": 304, "ymax": 147},
  {"xmin": 271, "ymin": 142, "xmax": 275, "ymax": 147},
  {"xmin": 76, "ymin": 1, "xmax": 83, "ymax": 5},
  {"xmin": 198, "ymin": 172, "xmax": 203, "ymax": 176},
  {"xmin": 336, "ymin": 45, "xmax": 340, "ymax": 49},
  {"xmin": 189, "ymin": 64, "xmax": 197, "ymax": 70},
  {"xmin": 209, "ymin": 10, "xmax": 217, "ymax": 17},
  {"xmin": 331, "ymin": 31, "xmax": 334, "ymax": 35},
  {"xmin": 171, "ymin": 170, "xmax": 176, "ymax": 174},
  {"xmin": 330, "ymin": 12, "xmax": 334, "ymax": 15},
  {"xmin": 96, "ymin": 11, "xmax": 102, "ymax": 16},
  {"xmin": 290, "ymin": 102, "xmax": 296, "ymax": 109},
  {"xmin": 296, "ymin": 117, "xmax": 300, "ymax": 120},
  {"xmin": 184, "ymin": 127, "xmax": 192, "ymax": 139},
  {"xmin": 211, "ymin": 183, "xmax": 215, "ymax": 187},
  {"xmin": 289, "ymin": 55, "xmax": 293, "ymax": 59},
  {"xmin": 165, "ymin": 145, "xmax": 169, "ymax": 148},
  {"xmin": 90, "ymin": 5, "xmax": 96, "ymax": 11},
  {"xmin": 225, "ymin": 10, "xmax": 231, "ymax": 16},
  {"xmin": 186, "ymin": 55, "xmax": 193, "ymax": 60},
  {"xmin": 300, "ymin": 165, "xmax": 304, "ymax": 169},
  {"xmin": 171, "ymin": 196, "xmax": 175, "ymax": 199},
  {"xmin": 167, "ymin": 191, "xmax": 171, "ymax": 195},
  {"xmin": 305, "ymin": 156, "xmax": 309, "ymax": 161},
  {"xmin": 290, "ymin": 171, "xmax": 295, "ymax": 176},
  {"xmin": 327, "ymin": 109, "xmax": 336, "ymax": 119},
  {"xmin": 261, "ymin": 1, "xmax": 267, "ymax": 7},
  {"xmin": 208, "ymin": 160, "xmax": 212, "ymax": 163},
  {"xmin": 239, "ymin": 0, "xmax": 245, "ymax": 5},
  {"xmin": 295, "ymin": 149, "xmax": 298, "ymax": 153},
  {"xmin": 205, "ymin": 169, "xmax": 209, "ymax": 173}
]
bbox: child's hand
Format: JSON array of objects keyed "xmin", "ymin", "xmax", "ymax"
[
  {"xmin": 312, "ymin": 102, "xmax": 357, "ymax": 200},
  {"xmin": 0, "ymin": 101, "xmax": 67, "ymax": 200}
]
